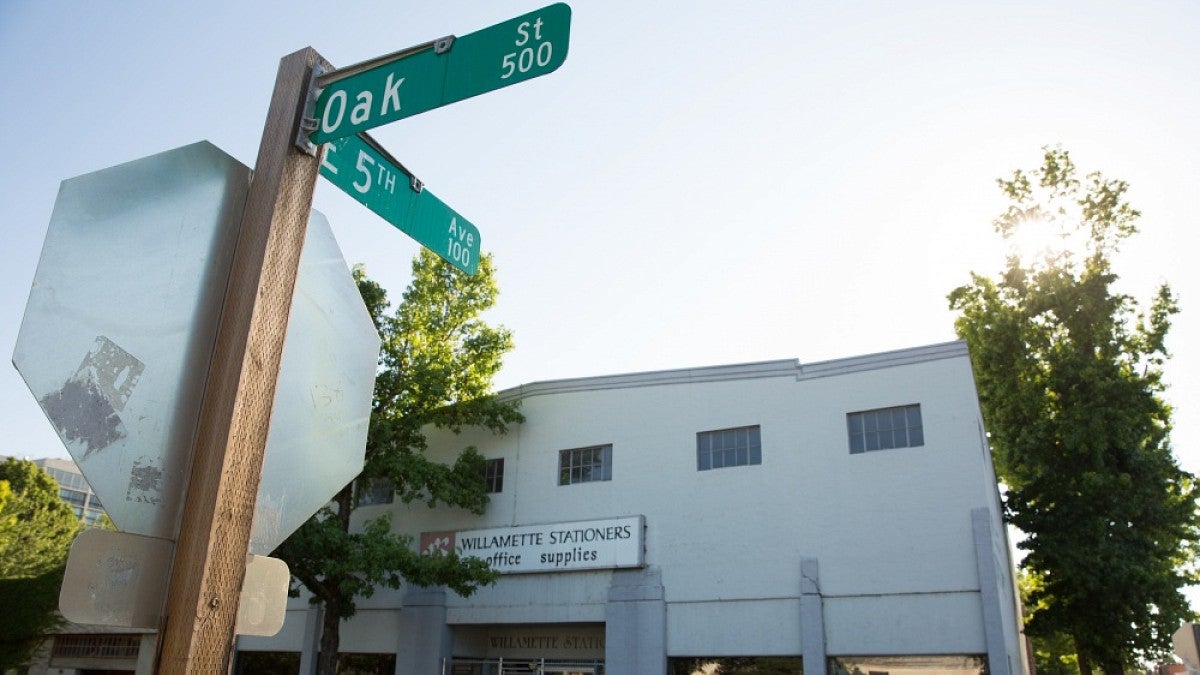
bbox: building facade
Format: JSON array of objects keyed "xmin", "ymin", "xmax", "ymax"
[
  {"xmin": 0, "ymin": 455, "xmax": 106, "ymax": 527},
  {"xmin": 239, "ymin": 341, "xmax": 1027, "ymax": 675},
  {"xmin": 33, "ymin": 457, "xmax": 107, "ymax": 526}
]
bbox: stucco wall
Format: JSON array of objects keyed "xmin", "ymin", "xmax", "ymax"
[{"xmin": 253, "ymin": 342, "xmax": 1023, "ymax": 672}]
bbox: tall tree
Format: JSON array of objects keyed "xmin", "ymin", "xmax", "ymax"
[
  {"xmin": 1017, "ymin": 569, "xmax": 1078, "ymax": 675},
  {"xmin": 948, "ymin": 147, "xmax": 1199, "ymax": 673},
  {"xmin": 274, "ymin": 250, "xmax": 522, "ymax": 675},
  {"xmin": 0, "ymin": 458, "xmax": 82, "ymax": 670}
]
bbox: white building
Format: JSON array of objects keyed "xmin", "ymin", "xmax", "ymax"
[{"xmin": 239, "ymin": 340, "xmax": 1027, "ymax": 675}]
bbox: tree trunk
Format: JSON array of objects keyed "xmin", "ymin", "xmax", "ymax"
[
  {"xmin": 1074, "ymin": 637, "xmax": 1092, "ymax": 675},
  {"xmin": 314, "ymin": 484, "xmax": 355, "ymax": 675},
  {"xmin": 315, "ymin": 601, "xmax": 341, "ymax": 675}
]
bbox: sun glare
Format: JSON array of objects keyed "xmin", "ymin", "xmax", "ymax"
[{"xmin": 1005, "ymin": 215, "xmax": 1086, "ymax": 268}]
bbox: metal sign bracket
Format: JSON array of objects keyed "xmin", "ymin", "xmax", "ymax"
[{"xmin": 295, "ymin": 62, "xmax": 331, "ymax": 156}]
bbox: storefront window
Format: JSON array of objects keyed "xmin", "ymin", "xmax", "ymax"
[
  {"xmin": 829, "ymin": 655, "xmax": 986, "ymax": 675},
  {"xmin": 337, "ymin": 652, "xmax": 397, "ymax": 674},
  {"xmin": 233, "ymin": 651, "xmax": 299, "ymax": 675},
  {"xmin": 233, "ymin": 652, "xmax": 397, "ymax": 675},
  {"xmin": 447, "ymin": 658, "xmax": 605, "ymax": 674},
  {"xmin": 669, "ymin": 656, "xmax": 803, "ymax": 674}
]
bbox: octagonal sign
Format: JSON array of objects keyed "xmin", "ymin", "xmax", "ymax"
[
  {"xmin": 250, "ymin": 208, "xmax": 379, "ymax": 555},
  {"xmin": 14, "ymin": 142, "xmax": 248, "ymax": 540},
  {"xmin": 14, "ymin": 142, "xmax": 379, "ymax": 554}
]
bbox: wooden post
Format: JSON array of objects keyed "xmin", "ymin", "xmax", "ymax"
[{"xmin": 157, "ymin": 47, "xmax": 330, "ymax": 672}]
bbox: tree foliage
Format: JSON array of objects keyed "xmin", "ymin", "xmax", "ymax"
[
  {"xmin": 948, "ymin": 147, "xmax": 1198, "ymax": 673},
  {"xmin": 0, "ymin": 458, "xmax": 80, "ymax": 579},
  {"xmin": 1018, "ymin": 569, "xmax": 1079, "ymax": 675},
  {"xmin": 0, "ymin": 457, "xmax": 82, "ymax": 669},
  {"xmin": 274, "ymin": 250, "xmax": 522, "ymax": 675}
]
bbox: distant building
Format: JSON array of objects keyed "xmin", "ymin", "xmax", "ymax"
[
  {"xmin": 238, "ymin": 340, "xmax": 1028, "ymax": 675},
  {"xmin": 2, "ymin": 456, "xmax": 141, "ymax": 675},
  {"xmin": 0, "ymin": 454, "xmax": 107, "ymax": 526},
  {"xmin": 33, "ymin": 456, "xmax": 107, "ymax": 526}
]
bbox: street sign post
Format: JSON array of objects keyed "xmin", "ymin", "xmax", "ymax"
[
  {"xmin": 16, "ymin": 5, "xmax": 573, "ymax": 671},
  {"xmin": 157, "ymin": 48, "xmax": 330, "ymax": 670},
  {"xmin": 312, "ymin": 3, "xmax": 571, "ymax": 143},
  {"xmin": 320, "ymin": 132, "xmax": 481, "ymax": 275}
]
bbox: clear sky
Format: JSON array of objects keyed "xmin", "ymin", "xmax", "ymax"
[{"xmin": 2, "ymin": 0, "xmax": 1197, "ymax": 585}]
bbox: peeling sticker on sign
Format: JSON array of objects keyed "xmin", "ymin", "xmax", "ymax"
[
  {"xmin": 127, "ymin": 456, "xmax": 164, "ymax": 505},
  {"xmin": 39, "ymin": 337, "xmax": 143, "ymax": 458},
  {"xmin": 88, "ymin": 551, "xmax": 140, "ymax": 621},
  {"xmin": 80, "ymin": 335, "xmax": 144, "ymax": 411},
  {"xmin": 101, "ymin": 552, "xmax": 140, "ymax": 585}
]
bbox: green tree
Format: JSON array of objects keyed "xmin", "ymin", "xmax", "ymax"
[
  {"xmin": 274, "ymin": 250, "xmax": 522, "ymax": 675},
  {"xmin": 1018, "ymin": 569, "xmax": 1079, "ymax": 675},
  {"xmin": 0, "ymin": 458, "xmax": 83, "ymax": 670},
  {"xmin": 948, "ymin": 147, "xmax": 1199, "ymax": 673}
]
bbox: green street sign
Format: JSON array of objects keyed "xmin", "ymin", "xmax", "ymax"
[
  {"xmin": 320, "ymin": 133, "xmax": 480, "ymax": 275},
  {"xmin": 312, "ymin": 3, "xmax": 571, "ymax": 143}
]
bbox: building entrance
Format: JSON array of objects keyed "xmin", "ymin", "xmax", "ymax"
[
  {"xmin": 544, "ymin": 667, "xmax": 598, "ymax": 675},
  {"xmin": 445, "ymin": 657, "xmax": 603, "ymax": 674}
]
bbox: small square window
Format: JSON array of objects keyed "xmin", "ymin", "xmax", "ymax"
[{"xmin": 558, "ymin": 445, "xmax": 612, "ymax": 485}]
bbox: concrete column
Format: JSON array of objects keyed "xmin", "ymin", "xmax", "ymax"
[
  {"xmin": 799, "ymin": 558, "xmax": 826, "ymax": 675},
  {"xmin": 605, "ymin": 567, "xmax": 666, "ymax": 675},
  {"xmin": 394, "ymin": 586, "xmax": 453, "ymax": 675},
  {"xmin": 299, "ymin": 604, "xmax": 323, "ymax": 675},
  {"xmin": 135, "ymin": 633, "xmax": 157, "ymax": 675},
  {"xmin": 972, "ymin": 508, "xmax": 1011, "ymax": 675}
]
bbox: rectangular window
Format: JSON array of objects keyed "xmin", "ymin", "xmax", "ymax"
[
  {"xmin": 847, "ymin": 404, "xmax": 924, "ymax": 454},
  {"xmin": 355, "ymin": 477, "xmax": 395, "ymax": 506},
  {"xmin": 697, "ymin": 425, "xmax": 762, "ymax": 471},
  {"xmin": 558, "ymin": 445, "xmax": 612, "ymax": 485},
  {"xmin": 60, "ymin": 488, "xmax": 87, "ymax": 507},
  {"xmin": 482, "ymin": 458, "xmax": 504, "ymax": 493}
]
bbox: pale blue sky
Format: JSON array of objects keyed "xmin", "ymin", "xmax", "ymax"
[{"xmin": 2, "ymin": 0, "xmax": 1197, "ymax": 589}]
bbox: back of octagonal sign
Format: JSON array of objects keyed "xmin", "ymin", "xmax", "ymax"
[{"xmin": 13, "ymin": 141, "xmax": 249, "ymax": 541}]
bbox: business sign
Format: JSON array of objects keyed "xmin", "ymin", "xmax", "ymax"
[
  {"xmin": 455, "ymin": 625, "xmax": 605, "ymax": 659},
  {"xmin": 311, "ymin": 3, "xmax": 572, "ymax": 143},
  {"xmin": 320, "ymin": 132, "xmax": 480, "ymax": 275},
  {"xmin": 421, "ymin": 515, "xmax": 644, "ymax": 574}
]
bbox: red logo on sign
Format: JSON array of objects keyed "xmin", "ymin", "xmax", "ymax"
[{"xmin": 420, "ymin": 531, "xmax": 456, "ymax": 556}]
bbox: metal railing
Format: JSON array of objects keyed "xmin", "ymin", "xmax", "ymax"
[
  {"xmin": 52, "ymin": 634, "xmax": 141, "ymax": 660},
  {"xmin": 443, "ymin": 656, "xmax": 604, "ymax": 675}
]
